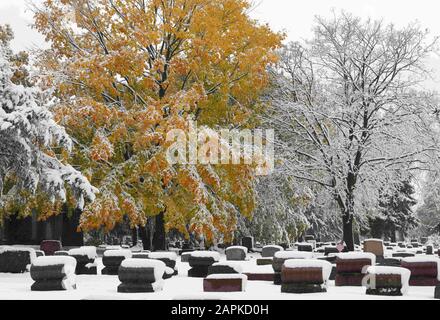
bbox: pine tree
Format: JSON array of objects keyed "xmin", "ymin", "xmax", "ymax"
[
  {"xmin": 369, "ymin": 180, "xmax": 418, "ymax": 241},
  {"xmin": 0, "ymin": 25, "xmax": 98, "ymax": 222}
]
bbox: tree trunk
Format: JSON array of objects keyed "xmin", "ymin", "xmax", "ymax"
[
  {"xmin": 343, "ymin": 212, "xmax": 355, "ymax": 251},
  {"xmin": 152, "ymin": 213, "xmax": 166, "ymax": 251},
  {"xmin": 334, "ymin": 191, "xmax": 355, "ymax": 252},
  {"xmin": 61, "ymin": 206, "xmax": 84, "ymax": 246},
  {"xmin": 131, "ymin": 227, "xmax": 138, "ymax": 247},
  {"xmin": 139, "ymin": 225, "xmax": 151, "ymax": 251}
]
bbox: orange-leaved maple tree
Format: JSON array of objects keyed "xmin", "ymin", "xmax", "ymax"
[{"xmin": 34, "ymin": 0, "xmax": 283, "ymax": 248}]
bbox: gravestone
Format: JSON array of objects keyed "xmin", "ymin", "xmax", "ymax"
[
  {"xmin": 0, "ymin": 247, "xmax": 36, "ymax": 273},
  {"xmin": 30, "ymin": 256, "xmax": 77, "ymax": 291},
  {"xmin": 118, "ymin": 259, "xmax": 165, "ymax": 293},
  {"xmin": 102, "ymin": 249, "xmax": 132, "ymax": 275},
  {"xmin": 363, "ymin": 239, "xmax": 384, "ymax": 259},
  {"xmin": 40, "ymin": 240, "xmax": 62, "ymax": 256},
  {"xmin": 281, "ymin": 259, "xmax": 332, "ymax": 294},
  {"xmin": 262, "ymin": 245, "xmax": 283, "ymax": 258},
  {"xmin": 426, "ymin": 245, "xmax": 434, "ymax": 255},
  {"xmin": 204, "ymin": 274, "xmax": 247, "ymax": 292},
  {"xmin": 241, "ymin": 237, "xmax": 254, "ymax": 252},
  {"xmin": 188, "ymin": 251, "xmax": 220, "ymax": 278},
  {"xmin": 364, "ymin": 266, "xmax": 410, "ymax": 296},
  {"xmin": 225, "ymin": 246, "xmax": 247, "ymax": 261}
]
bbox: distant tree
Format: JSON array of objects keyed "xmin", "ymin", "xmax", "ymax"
[
  {"xmin": 268, "ymin": 12, "xmax": 440, "ymax": 250},
  {"xmin": 416, "ymin": 173, "xmax": 440, "ymax": 236},
  {"xmin": 369, "ymin": 180, "xmax": 418, "ymax": 241}
]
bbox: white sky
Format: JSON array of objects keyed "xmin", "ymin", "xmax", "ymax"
[{"xmin": 0, "ymin": 0, "xmax": 440, "ymax": 88}]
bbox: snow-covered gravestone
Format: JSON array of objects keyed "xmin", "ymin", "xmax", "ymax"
[
  {"xmin": 281, "ymin": 259, "xmax": 332, "ymax": 293},
  {"xmin": 204, "ymin": 261, "xmax": 246, "ymax": 292},
  {"xmin": 272, "ymin": 251, "xmax": 314, "ymax": 285},
  {"xmin": 102, "ymin": 249, "xmax": 132, "ymax": 275},
  {"xmin": 401, "ymin": 256, "xmax": 440, "ymax": 286},
  {"xmin": 147, "ymin": 252, "xmax": 178, "ymax": 278},
  {"xmin": 262, "ymin": 245, "xmax": 283, "ymax": 258},
  {"xmin": 208, "ymin": 262, "xmax": 243, "ymax": 275},
  {"xmin": 30, "ymin": 256, "xmax": 77, "ymax": 291},
  {"xmin": 188, "ymin": 251, "xmax": 221, "ymax": 278},
  {"xmin": 335, "ymin": 252, "xmax": 376, "ymax": 287},
  {"xmin": 0, "ymin": 247, "xmax": 36, "ymax": 273},
  {"xmin": 204, "ymin": 274, "xmax": 248, "ymax": 293},
  {"xmin": 117, "ymin": 259, "xmax": 165, "ymax": 293},
  {"xmin": 68, "ymin": 246, "xmax": 98, "ymax": 275},
  {"xmin": 364, "ymin": 266, "xmax": 410, "ymax": 296},
  {"xmin": 225, "ymin": 246, "xmax": 248, "ymax": 261},
  {"xmin": 0, "ymin": 45, "xmax": 98, "ymax": 218},
  {"xmin": 257, "ymin": 245, "xmax": 284, "ymax": 266}
]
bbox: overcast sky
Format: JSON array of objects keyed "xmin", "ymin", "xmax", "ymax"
[{"xmin": 1, "ymin": 0, "xmax": 440, "ymax": 88}]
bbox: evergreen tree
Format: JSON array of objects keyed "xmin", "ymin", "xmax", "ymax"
[
  {"xmin": 369, "ymin": 180, "xmax": 418, "ymax": 241},
  {"xmin": 0, "ymin": 25, "xmax": 98, "ymax": 221}
]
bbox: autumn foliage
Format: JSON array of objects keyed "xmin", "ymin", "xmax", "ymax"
[{"xmin": 34, "ymin": 0, "xmax": 282, "ymax": 243}]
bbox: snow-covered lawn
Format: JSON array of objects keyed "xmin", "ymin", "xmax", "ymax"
[{"xmin": 0, "ymin": 253, "xmax": 436, "ymax": 300}]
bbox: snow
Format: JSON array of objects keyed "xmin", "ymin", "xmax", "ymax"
[
  {"xmin": 283, "ymin": 259, "xmax": 333, "ymax": 281},
  {"xmin": 190, "ymin": 251, "xmax": 221, "ymax": 261},
  {"xmin": 103, "ymin": 249, "xmax": 132, "ymax": 258},
  {"xmin": 401, "ymin": 256, "xmax": 440, "ymax": 263},
  {"xmin": 68, "ymin": 247, "xmax": 97, "ymax": 259},
  {"xmin": 165, "ymin": 267, "xmax": 175, "ymax": 275},
  {"xmin": 274, "ymin": 251, "xmax": 314, "ymax": 259},
  {"xmin": 366, "ymin": 266, "xmax": 411, "ymax": 294},
  {"xmin": 151, "ymin": 280, "xmax": 165, "ymax": 292},
  {"xmin": 336, "ymin": 252, "xmax": 376, "ymax": 265},
  {"xmin": 0, "ymin": 254, "xmax": 437, "ymax": 300},
  {"xmin": 211, "ymin": 262, "xmax": 244, "ymax": 273},
  {"xmin": 148, "ymin": 252, "xmax": 178, "ymax": 261},
  {"xmin": 225, "ymin": 246, "xmax": 248, "ymax": 254},
  {"xmin": 295, "ymin": 242, "xmax": 313, "ymax": 247},
  {"xmin": 32, "ymin": 256, "xmax": 77, "ymax": 268},
  {"xmin": 120, "ymin": 259, "xmax": 165, "ymax": 281},
  {"xmin": 207, "ymin": 274, "xmax": 248, "ymax": 280},
  {"xmin": 364, "ymin": 239, "xmax": 384, "ymax": 243}
]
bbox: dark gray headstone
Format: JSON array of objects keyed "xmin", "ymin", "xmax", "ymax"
[
  {"xmin": 435, "ymin": 286, "xmax": 440, "ymax": 299},
  {"xmin": 225, "ymin": 247, "xmax": 247, "ymax": 261},
  {"xmin": 262, "ymin": 246, "xmax": 282, "ymax": 258},
  {"xmin": 241, "ymin": 237, "xmax": 254, "ymax": 252},
  {"xmin": 427, "ymin": 245, "xmax": 434, "ymax": 255}
]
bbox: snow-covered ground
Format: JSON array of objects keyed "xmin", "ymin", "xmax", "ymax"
[{"xmin": 0, "ymin": 253, "xmax": 436, "ymax": 300}]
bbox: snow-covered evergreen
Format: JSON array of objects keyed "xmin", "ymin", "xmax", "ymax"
[{"xmin": 0, "ymin": 37, "xmax": 98, "ymax": 211}]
